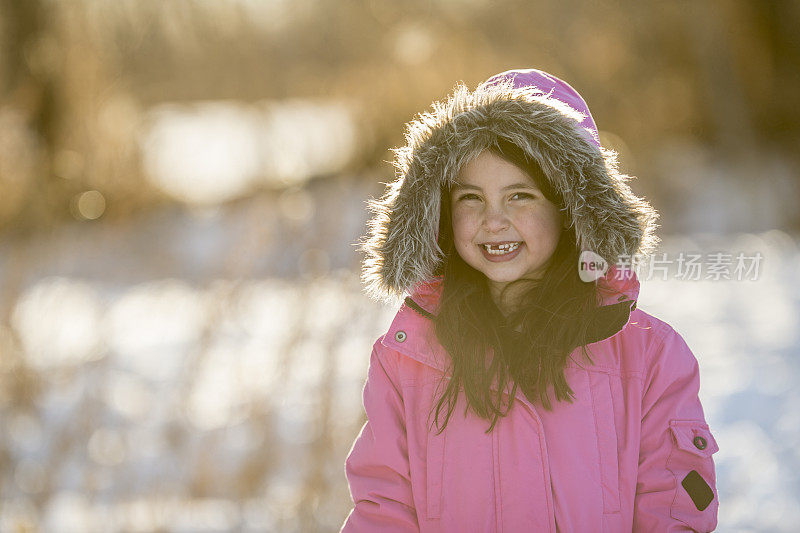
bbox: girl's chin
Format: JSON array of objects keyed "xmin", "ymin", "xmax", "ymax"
[
  {"xmin": 482, "ymin": 267, "xmax": 547, "ymax": 285},
  {"xmin": 482, "ymin": 270, "xmax": 524, "ymax": 284},
  {"xmin": 488, "ymin": 278, "xmax": 521, "ymax": 286}
]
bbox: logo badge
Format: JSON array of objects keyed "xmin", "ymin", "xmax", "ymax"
[{"xmin": 578, "ymin": 251, "xmax": 608, "ymax": 282}]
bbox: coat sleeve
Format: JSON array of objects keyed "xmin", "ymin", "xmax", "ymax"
[
  {"xmin": 633, "ymin": 325, "xmax": 719, "ymax": 532},
  {"xmin": 340, "ymin": 340, "xmax": 419, "ymax": 532}
]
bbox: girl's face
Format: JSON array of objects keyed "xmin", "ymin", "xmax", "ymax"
[{"xmin": 450, "ymin": 149, "xmax": 564, "ymax": 295}]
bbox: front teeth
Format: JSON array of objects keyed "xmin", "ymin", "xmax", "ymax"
[{"xmin": 483, "ymin": 242, "xmax": 521, "ymax": 255}]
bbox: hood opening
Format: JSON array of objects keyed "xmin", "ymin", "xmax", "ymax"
[{"xmin": 359, "ymin": 70, "xmax": 659, "ymax": 303}]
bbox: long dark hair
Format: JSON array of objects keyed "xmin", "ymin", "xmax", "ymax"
[{"xmin": 430, "ymin": 137, "xmax": 600, "ymax": 434}]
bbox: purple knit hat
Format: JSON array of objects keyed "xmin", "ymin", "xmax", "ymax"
[{"xmin": 485, "ymin": 68, "xmax": 602, "ymax": 148}]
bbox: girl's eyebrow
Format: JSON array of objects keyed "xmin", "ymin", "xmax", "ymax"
[{"xmin": 453, "ymin": 182, "xmax": 537, "ymax": 191}]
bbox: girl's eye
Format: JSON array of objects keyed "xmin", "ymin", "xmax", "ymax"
[
  {"xmin": 457, "ymin": 193, "xmax": 480, "ymax": 201},
  {"xmin": 511, "ymin": 192, "xmax": 534, "ymax": 200}
]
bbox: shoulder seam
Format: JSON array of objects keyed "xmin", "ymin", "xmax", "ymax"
[{"xmin": 371, "ymin": 339, "xmax": 404, "ymax": 398}]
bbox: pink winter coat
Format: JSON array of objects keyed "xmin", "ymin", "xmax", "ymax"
[{"xmin": 341, "ymin": 266, "xmax": 719, "ymax": 532}]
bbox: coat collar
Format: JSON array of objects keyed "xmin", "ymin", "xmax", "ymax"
[
  {"xmin": 381, "ymin": 265, "xmax": 640, "ymax": 375},
  {"xmin": 406, "ymin": 263, "xmax": 639, "ymax": 317}
]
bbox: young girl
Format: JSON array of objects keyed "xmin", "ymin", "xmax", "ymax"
[{"xmin": 341, "ymin": 68, "xmax": 719, "ymax": 532}]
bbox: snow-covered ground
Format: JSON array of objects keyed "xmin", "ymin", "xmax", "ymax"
[{"xmin": 0, "ymin": 177, "xmax": 797, "ymax": 532}]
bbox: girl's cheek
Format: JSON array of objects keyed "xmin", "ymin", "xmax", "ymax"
[{"xmin": 451, "ymin": 210, "xmax": 474, "ymax": 232}]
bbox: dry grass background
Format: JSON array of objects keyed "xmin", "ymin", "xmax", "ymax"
[{"xmin": 0, "ymin": 1, "xmax": 798, "ymax": 531}]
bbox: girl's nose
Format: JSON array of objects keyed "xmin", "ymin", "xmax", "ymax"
[{"xmin": 483, "ymin": 207, "xmax": 510, "ymax": 232}]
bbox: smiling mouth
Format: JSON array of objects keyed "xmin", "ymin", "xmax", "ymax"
[{"xmin": 481, "ymin": 242, "xmax": 522, "ymax": 255}]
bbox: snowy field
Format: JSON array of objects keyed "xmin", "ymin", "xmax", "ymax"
[{"xmin": 0, "ymin": 179, "xmax": 797, "ymax": 532}]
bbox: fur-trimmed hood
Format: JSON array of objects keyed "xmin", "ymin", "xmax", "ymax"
[{"xmin": 359, "ymin": 68, "xmax": 660, "ymax": 302}]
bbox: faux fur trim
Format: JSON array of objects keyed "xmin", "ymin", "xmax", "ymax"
[{"xmin": 359, "ymin": 77, "xmax": 660, "ymax": 302}]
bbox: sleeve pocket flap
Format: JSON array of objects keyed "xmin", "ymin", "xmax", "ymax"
[{"xmin": 669, "ymin": 420, "xmax": 719, "ymax": 457}]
